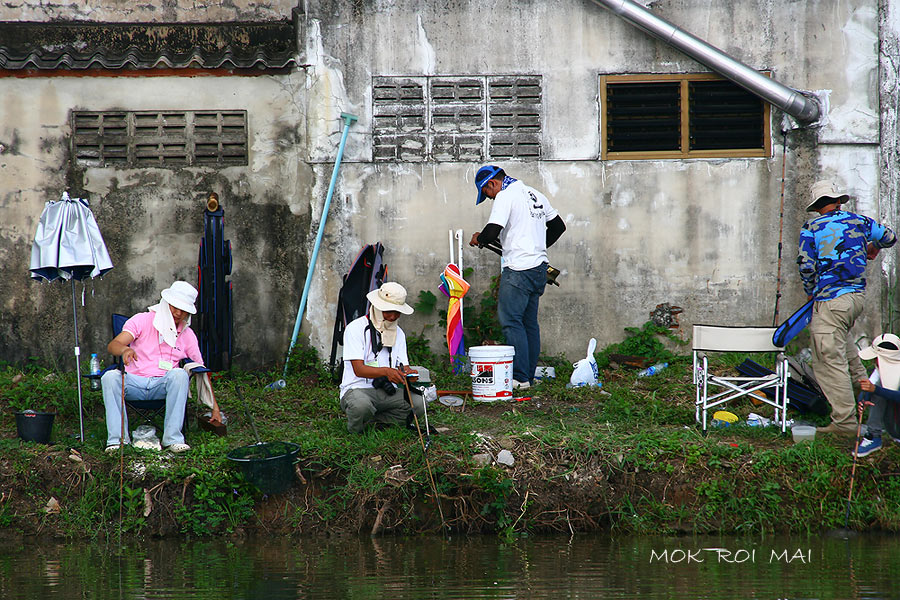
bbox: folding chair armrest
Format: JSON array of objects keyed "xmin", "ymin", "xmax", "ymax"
[
  {"xmin": 87, "ymin": 364, "xmax": 120, "ymax": 384},
  {"xmin": 179, "ymin": 359, "xmax": 211, "ymax": 374},
  {"xmin": 98, "ymin": 364, "xmax": 121, "ymax": 376}
]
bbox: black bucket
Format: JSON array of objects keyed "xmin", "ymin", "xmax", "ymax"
[
  {"xmin": 15, "ymin": 410, "xmax": 55, "ymax": 443},
  {"xmin": 226, "ymin": 441, "xmax": 300, "ymax": 494}
]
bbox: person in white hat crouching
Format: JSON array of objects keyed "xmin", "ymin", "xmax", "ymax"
[
  {"xmin": 339, "ymin": 282, "xmax": 426, "ymax": 433},
  {"xmin": 854, "ymin": 334, "xmax": 900, "ymax": 457},
  {"xmin": 101, "ymin": 281, "xmax": 218, "ymax": 454}
]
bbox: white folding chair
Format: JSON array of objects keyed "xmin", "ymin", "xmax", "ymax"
[{"xmin": 693, "ymin": 325, "xmax": 789, "ymax": 433}]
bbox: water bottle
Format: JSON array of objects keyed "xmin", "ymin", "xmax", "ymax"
[
  {"xmin": 89, "ymin": 353, "xmax": 101, "ymax": 390},
  {"xmin": 637, "ymin": 362, "xmax": 668, "ymax": 377},
  {"xmin": 265, "ymin": 379, "xmax": 286, "ymax": 391}
]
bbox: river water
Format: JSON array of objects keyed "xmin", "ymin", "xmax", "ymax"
[{"xmin": 2, "ymin": 533, "xmax": 897, "ymax": 599}]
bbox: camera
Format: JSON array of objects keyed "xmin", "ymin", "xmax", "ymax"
[{"xmin": 372, "ymin": 375, "xmax": 397, "ymax": 395}]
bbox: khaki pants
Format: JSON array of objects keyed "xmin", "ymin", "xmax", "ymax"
[
  {"xmin": 340, "ymin": 386, "xmax": 426, "ymax": 433},
  {"xmin": 809, "ymin": 292, "xmax": 868, "ymax": 428}
]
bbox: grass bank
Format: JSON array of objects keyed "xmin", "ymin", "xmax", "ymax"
[{"xmin": 2, "ymin": 327, "xmax": 900, "ymax": 541}]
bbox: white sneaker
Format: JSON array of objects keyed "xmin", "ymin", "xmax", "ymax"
[
  {"xmin": 512, "ymin": 380, "xmax": 531, "ymax": 390},
  {"xmin": 104, "ymin": 443, "xmax": 128, "ymax": 454},
  {"xmin": 167, "ymin": 443, "xmax": 191, "ymax": 454}
]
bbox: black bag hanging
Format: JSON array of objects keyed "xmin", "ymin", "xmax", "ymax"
[
  {"xmin": 197, "ymin": 193, "xmax": 233, "ymax": 372},
  {"xmin": 772, "ymin": 299, "xmax": 814, "ymax": 347},
  {"xmin": 329, "ymin": 242, "xmax": 387, "ymax": 381}
]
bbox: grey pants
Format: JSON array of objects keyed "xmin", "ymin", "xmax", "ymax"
[
  {"xmin": 340, "ymin": 386, "xmax": 426, "ymax": 433},
  {"xmin": 810, "ymin": 292, "xmax": 868, "ymax": 428}
]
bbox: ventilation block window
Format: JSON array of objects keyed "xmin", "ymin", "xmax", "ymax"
[
  {"xmin": 600, "ymin": 74, "xmax": 770, "ymax": 160},
  {"xmin": 373, "ymin": 75, "xmax": 542, "ymax": 162},
  {"xmin": 72, "ymin": 110, "xmax": 248, "ymax": 168}
]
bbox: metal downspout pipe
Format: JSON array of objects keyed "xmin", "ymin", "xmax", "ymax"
[{"xmin": 589, "ymin": 0, "xmax": 820, "ymax": 124}]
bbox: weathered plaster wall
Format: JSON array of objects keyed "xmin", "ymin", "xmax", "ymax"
[
  {"xmin": 1, "ymin": 0, "xmax": 894, "ymax": 370},
  {"xmin": 0, "ymin": 0, "xmax": 296, "ymax": 22},
  {"xmin": 294, "ymin": 0, "xmax": 890, "ymax": 360},
  {"xmin": 879, "ymin": 0, "xmax": 900, "ymax": 333},
  {"xmin": 0, "ymin": 72, "xmax": 311, "ymax": 367}
]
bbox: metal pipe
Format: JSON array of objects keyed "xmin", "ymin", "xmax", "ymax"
[
  {"xmin": 72, "ymin": 278, "xmax": 85, "ymax": 443},
  {"xmin": 590, "ymin": 0, "xmax": 820, "ymax": 124},
  {"xmin": 284, "ymin": 112, "xmax": 358, "ymax": 376}
]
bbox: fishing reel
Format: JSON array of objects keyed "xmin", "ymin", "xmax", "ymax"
[{"xmin": 206, "ymin": 192, "xmax": 219, "ymax": 212}]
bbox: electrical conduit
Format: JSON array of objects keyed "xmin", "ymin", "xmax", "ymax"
[
  {"xmin": 589, "ymin": 0, "xmax": 820, "ymax": 124},
  {"xmin": 284, "ymin": 112, "xmax": 358, "ymax": 376}
]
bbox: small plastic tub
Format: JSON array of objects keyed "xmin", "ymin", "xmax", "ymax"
[
  {"xmin": 791, "ymin": 425, "xmax": 816, "ymax": 443},
  {"xmin": 15, "ymin": 410, "xmax": 55, "ymax": 443}
]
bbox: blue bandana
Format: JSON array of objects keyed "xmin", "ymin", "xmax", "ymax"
[{"xmin": 500, "ymin": 176, "xmax": 517, "ymax": 191}]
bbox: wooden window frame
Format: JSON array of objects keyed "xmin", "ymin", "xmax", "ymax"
[{"xmin": 600, "ymin": 73, "xmax": 771, "ymax": 161}]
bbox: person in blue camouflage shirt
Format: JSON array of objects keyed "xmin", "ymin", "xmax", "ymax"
[{"xmin": 797, "ymin": 180, "xmax": 896, "ymax": 435}]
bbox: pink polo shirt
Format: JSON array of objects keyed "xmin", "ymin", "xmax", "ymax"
[{"xmin": 122, "ymin": 311, "xmax": 204, "ymax": 377}]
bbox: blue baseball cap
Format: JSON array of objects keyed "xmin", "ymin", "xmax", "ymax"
[{"xmin": 475, "ymin": 165, "xmax": 502, "ymax": 205}]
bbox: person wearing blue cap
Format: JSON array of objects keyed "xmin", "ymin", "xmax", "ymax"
[{"xmin": 469, "ymin": 166, "xmax": 566, "ymax": 389}]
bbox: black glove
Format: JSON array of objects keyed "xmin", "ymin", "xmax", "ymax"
[{"xmin": 372, "ymin": 375, "xmax": 396, "ymax": 395}]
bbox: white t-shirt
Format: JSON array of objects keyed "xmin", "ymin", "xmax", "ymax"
[
  {"xmin": 339, "ymin": 315, "xmax": 409, "ymax": 398},
  {"xmin": 487, "ymin": 180, "xmax": 559, "ymax": 271}
]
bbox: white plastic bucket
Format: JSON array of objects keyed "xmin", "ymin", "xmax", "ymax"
[{"xmin": 469, "ymin": 345, "xmax": 515, "ymax": 402}]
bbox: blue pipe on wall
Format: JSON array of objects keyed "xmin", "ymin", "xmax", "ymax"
[{"xmin": 284, "ymin": 112, "xmax": 358, "ymax": 376}]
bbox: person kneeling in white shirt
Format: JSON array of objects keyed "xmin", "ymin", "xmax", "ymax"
[{"xmin": 339, "ymin": 282, "xmax": 426, "ymax": 433}]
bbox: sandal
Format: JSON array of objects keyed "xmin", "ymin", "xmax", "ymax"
[{"xmin": 105, "ymin": 443, "xmax": 129, "ymax": 454}]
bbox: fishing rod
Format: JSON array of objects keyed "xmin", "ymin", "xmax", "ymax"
[
  {"xmin": 480, "ymin": 241, "xmax": 561, "ymax": 287},
  {"xmin": 400, "ymin": 369, "xmax": 448, "ymax": 534}
]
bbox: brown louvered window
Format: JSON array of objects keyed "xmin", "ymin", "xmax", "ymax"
[
  {"xmin": 600, "ymin": 74, "xmax": 770, "ymax": 160},
  {"xmin": 71, "ymin": 110, "xmax": 248, "ymax": 167},
  {"xmin": 373, "ymin": 75, "xmax": 542, "ymax": 162}
]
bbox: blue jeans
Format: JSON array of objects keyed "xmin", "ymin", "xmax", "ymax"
[
  {"xmin": 498, "ymin": 263, "xmax": 547, "ymax": 383},
  {"xmin": 101, "ymin": 368, "xmax": 190, "ymax": 446}
]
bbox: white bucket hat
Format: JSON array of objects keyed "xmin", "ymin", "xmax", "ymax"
[
  {"xmin": 366, "ymin": 282, "xmax": 414, "ymax": 315},
  {"xmin": 806, "ymin": 180, "xmax": 850, "ymax": 212},
  {"xmin": 858, "ymin": 333, "xmax": 900, "ymax": 390},
  {"xmin": 160, "ymin": 281, "xmax": 198, "ymax": 314}
]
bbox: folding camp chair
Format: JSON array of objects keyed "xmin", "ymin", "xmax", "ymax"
[
  {"xmin": 693, "ymin": 325, "xmax": 789, "ymax": 433},
  {"xmin": 100, "ymin": 313, "xmax": 203, "ymax": 433}
]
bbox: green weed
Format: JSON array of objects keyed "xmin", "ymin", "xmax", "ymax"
[{"xmin": 594, "ymin": 321, "xmax": 684, "ymax": 368}]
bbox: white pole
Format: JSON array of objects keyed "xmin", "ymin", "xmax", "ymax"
[
  {"xmin": 456, "ymin": 229, "xmax": 464, "ymax": 325},
  {"xmin": 448, "ymin": 229, "xmax": 454, "ymax": 266}
]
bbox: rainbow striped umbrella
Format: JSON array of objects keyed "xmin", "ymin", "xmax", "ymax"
[{"xmin": 439, "ymin": 263, "xmax": 470, "ymax": 369}]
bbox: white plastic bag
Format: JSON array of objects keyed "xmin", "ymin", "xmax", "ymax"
[
  {"xmin": 569, "ymin": 338, "xmax": 600, "ymax": 387},
  {"xmin": 132, "ymin": 425, "xmax": 162, "ymax": 451}
]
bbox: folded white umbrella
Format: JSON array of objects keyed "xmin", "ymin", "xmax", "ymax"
[
  {"xmin": 30, "ymin": 192, "xmax": 114, "ymax": 442},
  {"xmin": 30, "ymin": 192, "xmax": 113, "ymax": 282}
]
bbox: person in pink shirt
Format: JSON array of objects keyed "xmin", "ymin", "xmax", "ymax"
[{"xmin": 101, "ymin": 281, "xmax": 213, "ymax": 454}]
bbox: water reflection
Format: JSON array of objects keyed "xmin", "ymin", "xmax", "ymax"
[{"xmin": 1, "ymin": 533, "xmax": 897, "ymax": 599}]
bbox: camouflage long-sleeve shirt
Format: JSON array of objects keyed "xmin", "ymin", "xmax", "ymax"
[{"xmin": 797, "ymin": 209, "xmax": 896, "ymax": 300}]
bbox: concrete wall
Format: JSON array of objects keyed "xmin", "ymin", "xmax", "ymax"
[
  {"xmin": 1, "ymin": 0, "xmax": 896, "ymax": 371},
  {"xmin": 0, "ymin": 0, "xmax": 292, "ymax": 22},
  {"xmin": 297, "ymin": 0, "xmax": 893, "ymax": 358},
  {"xmin": 0, "ymin": 69, "xmax": 311, "ymax": 366}
]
